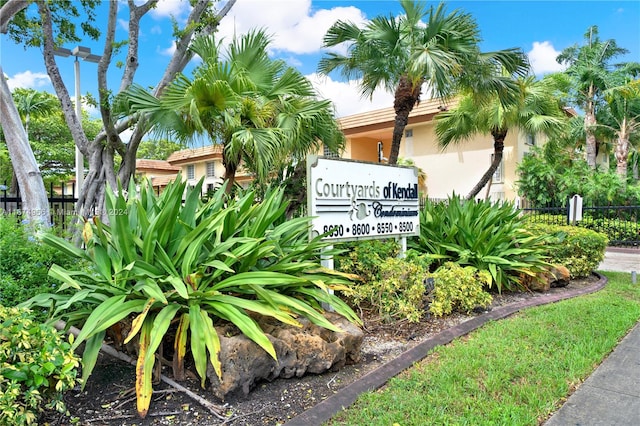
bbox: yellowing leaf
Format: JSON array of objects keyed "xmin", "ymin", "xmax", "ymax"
[{"xmin": 82, "ymin": 219, "xmax": 93, "ymax": 244}]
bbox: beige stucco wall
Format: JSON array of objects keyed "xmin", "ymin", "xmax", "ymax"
[{"xmin": 384, "ymin": 122, "xmax": 545, "ymax": 201}]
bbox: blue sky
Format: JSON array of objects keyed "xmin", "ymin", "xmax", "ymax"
[{"xmin": 2, "ymin": 0, "xmax": 639, "ymax": 118}]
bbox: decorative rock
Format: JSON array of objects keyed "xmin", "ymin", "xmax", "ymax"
[
  {"xmin": 205, "ymin": 312, "xmax": 363, "ymax": 400},
  {"xmin": 549, "ymin": 264, "xmax": 571, "ymax": 288},
  {"xmin": 523, "ymin": 264, "xmax": 571, "ymax": 292}
]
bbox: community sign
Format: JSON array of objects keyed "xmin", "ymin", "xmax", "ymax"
[{"xmin": 307, "ymin": 156, "xmax": 420, "ymax": 242}]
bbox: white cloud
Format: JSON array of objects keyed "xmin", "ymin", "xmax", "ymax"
[
  {"xmin": 158, "ymin": 40, "xmax": 177, "ymax": 56},
  {"xmin": 215, "ymin": 0, "xmax": 367, "ymax": 55},
  {"xmin": 6, "ymin": 71, "xmax": 51, "ymax": 91},
  {"xmin": 212, "ymin": 0, "xmax": 376, "ymax": 117},
  {"xmin": 117, "ymin": 18, "xmax": 128, "ymax": 31},
  {"xmin": 307, "ymin": 73, "xmax": 395, "ymax": 118},
  {"xmin": 150, "ymin": 0, "xmax": 191, "ymax": 20},
  {"xmin": 527, "ymin": 41, "xmax": 567, "ymax": 75}
]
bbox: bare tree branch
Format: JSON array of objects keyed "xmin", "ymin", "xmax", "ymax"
[{"xmin": 0, "ymin": 0, "xmax": 29, "ymax": 33}]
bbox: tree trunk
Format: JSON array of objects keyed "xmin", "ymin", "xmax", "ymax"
[
  {"xmin": 222, "ymin": 149, "xmax": 238, "ymax": 195},
  {"xmin": 75, "ymin": 0, "xmax": 235, "ymax": 223},
  {"xmin": 389, "ymin": 75, "xmax": 421, "ymax": 165},
  {"xmin": 0, "ymin": 64, "xmax": 51, "ymax": 227},
  {"xmin": 614, "ymin": 119, "xmax": 629, "ymax": 185},
  {"xmin": 584, "ymin": 85, "xmax": 598, "ymax": 169},
  {"xmin": 466, "ymin": 128, "xmax": 507, "ymax": 200}
]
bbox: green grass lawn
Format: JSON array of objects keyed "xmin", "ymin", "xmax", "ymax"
[{"xmin": 330, "ymin": 272, "xmax": 640, "ymax": 426}]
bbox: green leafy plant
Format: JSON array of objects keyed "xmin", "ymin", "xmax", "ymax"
[
  {"xmin": 0, "ymin": 215, "xmax": 74, "ymax": 307},
  {"xmin": 517, "ymin": 146, "xmax": 640, "ymax": 207},
  {"xmin": 525, "ymin": 223, "xmax": 608, "ymax": 278},
  {"xmin": 352, "ymin": 251, "xmax": 431, "ymax": 323},
  {"xmin": 335, "ymin": 239, "xmax": 400, "ymax": 284},
  {"xmin": 428, "ymin": 262, "xmax": 493, "ymax": 317},
  {"xmin": 23, "ymin": 178, "xmax": 360, "ymax": 418},
  {"xmin": 410, "ymin": 195, "xmax": 550, "ymax": 292},
  {"xmin": 0, "ymin": 306, "xmax": 79, "ymax": 425}
]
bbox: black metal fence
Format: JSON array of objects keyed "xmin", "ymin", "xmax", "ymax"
[
  {"xmin": 0, "ymin": 181, "xmax": 78, "ymax": 229},
  {"xmin": 520, "ymin": 197, "xmax": 639, "ymax": 247},
  {"xmin": 4, "ymin": 185, "xmax": 638, "ymax": 246}
]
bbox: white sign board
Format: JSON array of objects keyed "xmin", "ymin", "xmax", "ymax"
[{"xmin": 307, "ymin": 156, "xmax": 420, "ymax": 242}]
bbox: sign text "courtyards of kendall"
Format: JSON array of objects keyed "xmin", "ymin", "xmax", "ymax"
[{"xmin": 307, "ymin": 156, "xmax": 420, "ymax": 242}]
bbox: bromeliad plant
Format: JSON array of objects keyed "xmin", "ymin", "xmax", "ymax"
[
  {"xmin": 409, "ymin": 195, "xmax": 551, "ymax": 292},
  {"xmin": 23, "ymin": 178, "xmax": 360, "ymax": 418}
]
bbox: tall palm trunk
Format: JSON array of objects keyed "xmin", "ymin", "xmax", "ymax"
[
  {"xmin": 222, "ymin": 150, "xmax": 238, "ymax": 194},
  {"xmin": 389, "ymin": 75, "xmax": 422, "ymax": 165},
  {"xmin": 585, "ymin": 85, "xmax": 598, "ymax": 169},
  {"xmin": 466, "ymin": 128, "xmax": 507, "ymax": 200},
  {"xmin": 614, "ymin": 118, "xmax": 629, "ymax": 185}
]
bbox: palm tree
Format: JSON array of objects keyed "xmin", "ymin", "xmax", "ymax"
[
  {"xmin": 8, "ymin": 88, "xmax": 58, "ymax": 194},
  {"xmin": 557, "ymin": 25, "xmax": 629, "ymax": 169},
  {"xmin": 318, "ymin": 0, "xmax": 528, "ymax": 164},
  {"xmin": 600, "ymin": 67, "xmax": 640, "ymax": 182},
  {"xmin": 123, "ymin": 30, "xmax": 344, "ymax": 192},
  {"xmin": 435, "ymin": 76, "xmax": 567, "ymax": 200},
  {"xmin": 12, "ymin": 88, "xmax": 58, "ymax": 139}
]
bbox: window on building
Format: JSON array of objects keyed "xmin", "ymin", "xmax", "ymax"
[
  {"xmin": 490, "ymin": 191, "xmax": 505, "ymax": 202},
  {"xmin": 186, "ymin": 164, "xmax": 195, "ymax": 180},
  {"xmin": 491, "ymin": 154, "xmax": 503, "ymax": 183},
  {"xmin": 206, "ymin": 161, "xmax": 215, "ymax": 178},
  {"xmin": 323, "ymin": 144, "xmax": 339, "ymax": 158},
  {"xmin": 206, "ymin": 183, "xmax": 215, "ymax": 194},
  {"xmin": 405, "ymin": 129, "xmax": 413, "ymax": 138},
  {"xmin": 525, "ymin": 133, "xmax": 535, "ymax": 146}
]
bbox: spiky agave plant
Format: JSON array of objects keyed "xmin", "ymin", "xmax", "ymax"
[
  {"xmin": 25, "ymin": 177, "xmax": 360, "ymax": 418},
  {"xmin": 410, "ymin": 195, "xmax": 550, "ymax": 292}
]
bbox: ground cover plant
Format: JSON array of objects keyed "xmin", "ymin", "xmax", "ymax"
[
  {"xmin": 21, "ymin": 178, "xmax": 360, "ymax": 418},
  {"xmin": 330, "ymin": 272, "xmax": 640, "ymax": 425},
  {"xmin": 428, "ymin": 262, "xmax": 493, "ymax": 317},
  {"xmin": 351, "ymin": 250, "xmax": 432, "ymax": 324},
  {"xmin": 410, "ymin": 195, "xmax": 550, "ymax": 292},
  {"xmin": 0, "ymin": 306, "xmax": 79, "ymax": 425}
]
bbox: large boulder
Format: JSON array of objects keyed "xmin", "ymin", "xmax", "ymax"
[
  {"xmin": 206, "ymin": 312, "xmax": 363, "ymax": 400},
  {"xmin": 523, "ymin": 264, "xmax": 571, "ymax": 292}
]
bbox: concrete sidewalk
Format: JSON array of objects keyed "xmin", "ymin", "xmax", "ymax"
[
  {"xmin": 545, "ymin": 248, "xmax": 640, "ymax": 426},
  {"xmin": 597, "ymin": 247, "xmax": 639, "ymax": 274}
]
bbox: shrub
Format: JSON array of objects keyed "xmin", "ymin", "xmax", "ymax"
[
  {"xmin": 0, "ymin": 216, "xmax": 74, "ymax": 307},
  {"xmin": 410, "ymin": 195, "xmax": 550, "ymax": 292},
  {"xmin": 0, "ymin": 306, "xmax": 79, "ymax": 425},
  {"xmin": 521, "ymin": 208, "xmax": 638, "ymax": 248},
  {"xmin": 524, "ymin": 223, "xmax": 608, "ymax": 278},
  {"xmin": 428, "ymin": 263, "xmax": 493, "ymax": 317},
  {"xmin": 351, "ymin": 250, "xmax": 431, "ymax": 323},
  {"xmin": 516, "ymin": 146, "xmax": 640, "ymax": 206},
  {"xmin": 334, "ymin": 239, "xmax": 399, "ymax": 284},
  {"xmin": 23, "ymin": 178, "xmax": 360, "ymax": 418},
  {"xmin": 578, "ymin": 217, "xmax": 638, "ymax": 246}
]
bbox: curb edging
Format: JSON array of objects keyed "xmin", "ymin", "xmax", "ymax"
[{"xmin": 285, "ymin": 273, "xmax": 608, "ymax": 426}]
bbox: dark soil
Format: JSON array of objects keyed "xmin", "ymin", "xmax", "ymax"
[{"xmin": 40, "ymin": 276, "xmax": 599, "ymax": 426}]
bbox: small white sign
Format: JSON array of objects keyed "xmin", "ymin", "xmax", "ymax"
[
  {"xmin": 569, "ymin": 194, "xmax": 583, "ymax": 223},
  {"xmin": 307, "ymin": 156, "xmax": 420, "ymax": 242}
]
